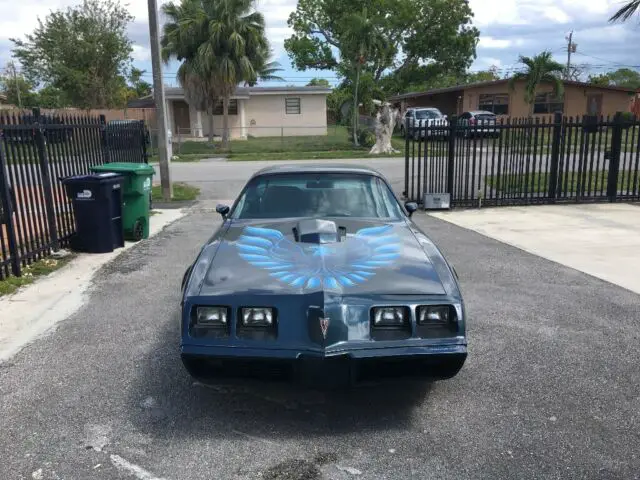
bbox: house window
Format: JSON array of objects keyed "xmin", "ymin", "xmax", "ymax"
[
  {"xmin": 478, "ymin": 94, "xmax": 509, "ymax": 115},
  {"xmin": 213, "ymin": 99, "xmax": 238, "ymax": 115},
  {"xmin": 534, "ymin": 93, "xmax": 564, "ymax": 114},
  {"xmin": 285, "ymin": 97, "xmax": 301, "ymax": 114}
]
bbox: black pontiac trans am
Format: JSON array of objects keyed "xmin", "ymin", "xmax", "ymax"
[{"xmin": 180, "ymin": 164, "xmax": 467, "ymax": 387}]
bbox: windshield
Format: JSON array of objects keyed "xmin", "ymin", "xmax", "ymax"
[
  {"xmin": 415, "ymin": 110, "xmax": 442, "ymax": 119},
  {"xmin": 230, "ymin": 173, "xmax": 404, "ymax": 219}
]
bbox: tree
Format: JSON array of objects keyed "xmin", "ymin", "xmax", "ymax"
[
  {"xmin": 588, "ymin": 73, "xmax": 611, "ymax": 87},
  {"xmin": 369, "ymin": 103, "xmax": 399, "ymax": 154},
  {"xmin": 609, "ymin": 0, "xmax": 640, "ymax": 22},
  {"xmin": 285, "ymin": 0, "xmax": 478, "ymax": 146},
  {"xmin": 286, "ymin": 0, "xmax": 478, "ymax": 80},
  {"xmin": 508, "ymin": 51, "xmax": 564, "ymax": 116},
  {"xmin": 11, "ymin": 0, "xmax": 134, "ymax": 109},
  {"xmin": 247, "ymin": 49, "xmax": 285, "ymax": 85},
  {"xmin": 129, "ymin": 68, "xmax": 153, "ymax": 98},
  {"xmin": 307, "ymin": 78, "xmax": 330, "ymax": 87},
  {"xmin": 340, "ymin": 7, "xmax": 390, "ymax": 145},
  {"xmin": 588, "ymin": 68, "xmax": 640, "ymax": 89},
  {"xmin": 465, "ymin": 66, "xmax": 500, "ymax": 84},
  {"xmin": 161, "ymin": 0, "xmax": 269, "ymax": 148},
  {"xmin": 0, "ymin": 63, "xmax": 38, "ymax": 108}
]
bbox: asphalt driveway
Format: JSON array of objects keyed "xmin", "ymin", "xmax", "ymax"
[{"xmin": 1, "ymin": 206, "xmax": 639, "ymax": 480}]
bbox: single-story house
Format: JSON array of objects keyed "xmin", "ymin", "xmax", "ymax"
[
  {"xmin": 390, "ymin": 79, "xmax": 639, "ymax": 118},
  {"xmin": 160, "ymin": 86, "xmax": 331, "ymax": 139}
]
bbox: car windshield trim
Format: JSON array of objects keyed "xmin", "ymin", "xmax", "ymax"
[{"xmin": 229, "ymin": 172, "xmax": 405, "ymax": 220}]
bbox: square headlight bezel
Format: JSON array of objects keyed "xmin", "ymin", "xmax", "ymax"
[
  {"xmin": 190, "ymin": 306, "xmax": 231, "ymax": 338},
  {"xmin": 195, "ymin": 306, "xmax": 230, "ymax": 326},
  {"xmin": 370, "ymin": 306, "xmax": 411, "ymax": 329},
  {"xmin": 239, "ymin": 307, "xmax": 277, "ymax": 328}
]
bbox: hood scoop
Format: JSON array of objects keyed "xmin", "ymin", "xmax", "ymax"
[{"xmin": 294, "ymin": 219, "xmax": 344, "ymax": 244}]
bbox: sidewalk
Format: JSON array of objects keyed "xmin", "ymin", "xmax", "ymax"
[
  {"xmin": 0, "ymin": 208, "xmax": 187, "ymax": 363},
  {"xmin": 430, "ymin": 203, "xmax": 640, "ymax": 295}
]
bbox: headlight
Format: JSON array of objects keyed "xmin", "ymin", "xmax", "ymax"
[
  {"xmin": 417, "ymin": 305, "xmax": 452, "ymax": 325},
  {"xmin": 196, "ymin": 306, "xmax": 228, "ymax": 326},
  {"xmin": 372, "ymin": 306, "xmax": 409, "ymax": 327},
  {"xmin": 241, "ymin": 307, "xmax": 274, "ymax": 327}
]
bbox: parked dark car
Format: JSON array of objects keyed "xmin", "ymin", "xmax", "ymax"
[
  {"xmin": 457, "ymin": 110, "xmax": 500, "ymax": 138},
  {"xmin": 179, "ymin": 164, "xmax": 468, "ymax": 388}
]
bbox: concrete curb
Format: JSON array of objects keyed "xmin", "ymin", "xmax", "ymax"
[{"xmin": 0, "ymin": 208, "xmax": 187, "ymax": 363}]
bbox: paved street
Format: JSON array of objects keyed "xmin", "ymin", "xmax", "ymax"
[
  {"xmin": 2, "ymin": 160, "xmax": 640, "ymax": 479},
  {"xmin": 153, "ymin": 157, "xmax": 408, "ymax": 201}
]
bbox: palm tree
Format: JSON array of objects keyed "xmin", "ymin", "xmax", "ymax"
[
  {"xmin": 203, "ymin": 0, "xmax": 268, "ymax": 148},
  {"xmin": 509, "ymin": 51, "xmax": 565, "ymax": 116},
  {"xmin": 161, "ymin": 0, "xmax": 220, "ymax": 144},
  {"xmin": 245, "ymin": 49, "xmax": 285, "ymax": 86},
  {"xmin": 161, "ymin": 0, "xmax": 268, "ymax": 148},
  {"xmin": 610, "ymin": 0, "xmax": 640, "ymax": 22}
]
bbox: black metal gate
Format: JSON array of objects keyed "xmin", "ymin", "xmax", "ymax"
[
  {"xmin": 1, "ymin": 109, "xmax": 149, "ymax": 279},
  {"xmin": 404, "ymin": 112, "xmax": 640, "ymax": 208}
]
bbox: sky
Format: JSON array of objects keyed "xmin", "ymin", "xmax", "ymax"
[{"xmin": 1, "ymin": 0, "xmax": 639, "ymax": 88}]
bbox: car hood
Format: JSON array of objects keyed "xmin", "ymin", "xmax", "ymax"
[{"xmin": 197, "ymin": 218, "xmax": 446, "ymax": 297}]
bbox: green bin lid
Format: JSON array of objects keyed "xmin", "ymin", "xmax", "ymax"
[{"xmin": 91, "ymin": 162, "xmax": 155, "ymax": 176}]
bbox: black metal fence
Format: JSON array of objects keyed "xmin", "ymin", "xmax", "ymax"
[
  {"xmin": 404, "ymin": 112, "xmax": 640, "ymax": 208},
  {"xmin": 0, "ymin": 108, "xmax": 148, "ymax": 279}
]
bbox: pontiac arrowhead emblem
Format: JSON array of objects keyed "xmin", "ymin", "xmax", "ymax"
[{"xmin": 319, "ymin": 317, "xmax": 330, "ymax": 339}]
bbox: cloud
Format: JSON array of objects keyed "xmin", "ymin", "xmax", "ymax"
[
  {"xmin": 479, "ymin": 37, "xmax": 517, "ymax": 49},
  {"xmin": 131, "ymin": 44, "xmax": 151, "ymax": 63}
]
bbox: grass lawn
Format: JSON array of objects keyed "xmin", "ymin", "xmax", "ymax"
[
  {"xmin": 0, "ymin": 255, "xmax": 74, "ymax": 297},
  {"xmin": 486, "ymin": 169, "xmax": 640, "ymax": 194},
  {"xmin": 228, "ymin": 149, "xmax": 407, "ymax": 161},
  {"xmin": 152, "ymin": 182, "xmax": 200, "ymax": 202},
  {"xmin": 162, "ymin": 126, "xmax": 408, "ymax": 161},
  {"xmin": 147, "ymin": 153, "xmax": 214, "ymax": 163}
]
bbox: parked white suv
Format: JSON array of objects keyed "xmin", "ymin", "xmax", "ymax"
[{"xmin": 400, "ymin": 107, "xmax": 449, "ymax": 139}]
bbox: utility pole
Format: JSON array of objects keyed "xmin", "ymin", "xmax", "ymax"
[
  {"xmin": 147, "ymin": 0, "xmax": 173, "ymax": 201},
  {"xmin": 565, "ymin": 31, "xmax": 577, "ymax": 80}
]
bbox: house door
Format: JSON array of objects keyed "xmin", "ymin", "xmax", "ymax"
[
  {"xmin": 173, "ymin": 101, "xmax": 191, "ymax": 135},
  {"xmin": 586, "ymin": 94, "xmax": 602, "ymax": 116}
]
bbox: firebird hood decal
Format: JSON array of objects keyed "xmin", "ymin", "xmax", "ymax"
[
  {"xmin": 196, "ymin": 219, "xmax": 449, "ymax": 296},
  {"xmin": 236, "ymin": 224, "xmax": 402, "ymax": 291}
]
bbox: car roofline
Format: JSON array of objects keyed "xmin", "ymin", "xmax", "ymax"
[{"xmin": 249, "ymin": 163, "xmax": 386, "ymax": 180}]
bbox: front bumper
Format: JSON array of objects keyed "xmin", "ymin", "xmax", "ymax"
[{"xmin": 181, "ymin": 344, "xmax": 467, "ymax": 387}]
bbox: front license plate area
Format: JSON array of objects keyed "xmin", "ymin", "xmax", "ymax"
[{"xmin": 295, "ymin": 354, "xmax": 352, "ymax": 388}]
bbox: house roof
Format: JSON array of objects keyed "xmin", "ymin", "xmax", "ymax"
[
  {"xmin": 389, "ymin": 78, "xmax": 639, "ymax": 101},
  {"xmin": 164, "ymin": 85, "xmax": 331, "ymax": 99},
  {"xmin": 127, "ymin": 97, "xmax": 156, "ymax": 108}
]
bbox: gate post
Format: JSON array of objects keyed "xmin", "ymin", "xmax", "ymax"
[
  {"xmin": 403, "ymin": 117, "xmax": 410, "ymax": 199},
  {"xmin": 0, "ymin": 141, "xmax": 21, "ymax": 277},
  {"xmin": 32, "ymin": 107, "xmax": 59, "ymax": 251},
  {"xmin": 447, "ymin": 115, "xmax": 457, "ymax": 196},
  {"xmin": 99, "ymin": 115, "xmax": 110, "ymax": 164},
  {"xmin": 606, "ymin": 112, "xmax": 623, "ymax": 201},
  {"xmin": 547, "ymin": 111, "xmax": 563, "ymax": 201}
]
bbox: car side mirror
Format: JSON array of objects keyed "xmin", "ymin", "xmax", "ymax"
[
  {"xmin": 405, "ymin": 202, "xmax": 418, "ymax": 217},
  {"xmin": 216, "ymin": 204, "xmax": 230, "ymax": 218}
]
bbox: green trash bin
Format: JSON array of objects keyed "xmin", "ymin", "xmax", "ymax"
[{"xmin": 90, "ymin": 162, "xmax": 155, "ymax": 241}]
